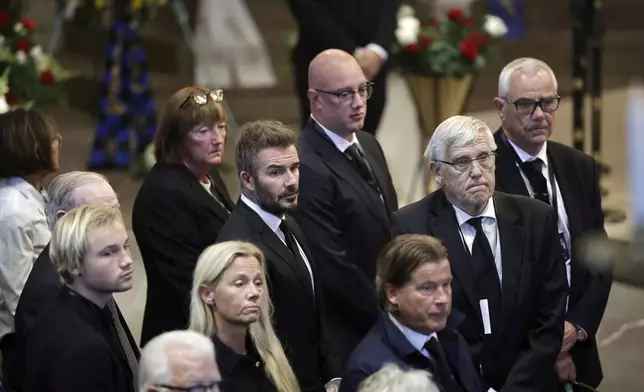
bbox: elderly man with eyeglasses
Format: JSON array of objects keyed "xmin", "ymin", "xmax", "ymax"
[
  {"xmin": 492, "ymin": 57, "xmax": 612, "ymax": 391},
  {"xmin": 138, "ymin": 330, "xmax": 221, "ymax": 392},
  {"xmin": 393, "ymin": 115, "xmax": 569, "ymax": 392}
]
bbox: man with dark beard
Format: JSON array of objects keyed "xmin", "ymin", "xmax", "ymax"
[{"xmin": 217, "ymin": 119, "xmax": 341, "ymax": 392}]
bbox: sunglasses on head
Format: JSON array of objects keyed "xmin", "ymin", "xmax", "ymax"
[{"xmin": 179, "ymin": 89, "xmax": 224, "ymax": 108}]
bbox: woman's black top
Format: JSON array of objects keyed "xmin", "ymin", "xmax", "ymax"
[{"xmin": 212, "ymin": 334, "xmax": 278, "ymax": 392}]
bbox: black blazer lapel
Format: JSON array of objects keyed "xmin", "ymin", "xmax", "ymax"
[
  {"xmin": 192, "ymin": 181, "xmax": 231, "ymax": 222},
  {"xmin": 494, "ymin": 129, "xmax": 531, "ymax": 197},
  {"xmin": 303, "ymin": 119, "xmax": 390, "ymax": 235},
  {"xmin": 428, "ymin": 191, "xmax": 480, "ymax": 318},
  {"xmin": 241, "ymin": 203, "xmax": 316, "ymax": 308},
  {"xmin": 493, "ymin": 194, "xmax": 524, "ymax": 338},
  {"xmin": 210, "ymin": 168, "xmax": 235, "ymax": 211},
  {"xmin": 547, "ymin": 143, "xmax": 583, "ymax": 241}
]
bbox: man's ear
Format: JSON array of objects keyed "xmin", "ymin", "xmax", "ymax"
[
  {"xmin": 429, "ymin": 161, "xmax": 442, "ymax": 185},
  {"xmin": 493, "ymin": 97, "xmax": 505, "ymax": 121},
  {"xmin": 240, "ymin": 171, "xmax": 255, "ymax": 192}
]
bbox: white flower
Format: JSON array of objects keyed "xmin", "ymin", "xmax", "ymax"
[
  {"xmin": 397, "ymin": 4, "xmax": 416, "ymax": 19},
  {"xmin": 13, "ymin": 23, "xmax": 25, "ymax": 35},
  {"xmin": 0, "ymin": 35, "xmax": 5, "ymax": 46},
  {"xmin": 30, "ymin": 45, "xmax": 43, "ymax": 58},
  {"xmin": 483, "ymin": 15, "xmax": 508, "ymax": 38},
  {"xmin": 396, "ymin": 16, "xmax": 420, "ymax": 45},
  {"xmin": 15, "ymin": 51, "xmax": 27, "ymax": 64},
  {"xmin": 0, "ymin": 96, "xmax": 9, "ymax": 114}
]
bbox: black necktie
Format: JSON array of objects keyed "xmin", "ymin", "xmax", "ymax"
[
  {"xmin": 467, "ymin": 217, "xmax": 501, "ymax": 334},
  {"xmin": 345, "ymin": 144, "xmax": 379, "ymax": 191},
  {"xmin": 520, "ymin": 159, "xmax": 550, "ymax": 205},
  {"xmin": 107, "ymin": 298, "xmax": 139, "ymax": 390},
  {"xmin": 424, "ymin": 337, "xmax": 463, "ymax": 392},
  {"xmin": 279, "ymin": 220, "xmax": 314, "ymax": 293}
]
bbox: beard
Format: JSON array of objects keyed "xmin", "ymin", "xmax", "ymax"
[{"xmin": 253, "ymin": 181, "xmax": 299, "ymax": 215}]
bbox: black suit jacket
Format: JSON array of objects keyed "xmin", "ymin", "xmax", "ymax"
[
  {"xmin": 132, "ymin": 163, "xmax": 234, "ymax": 345},
  {"xmin": 24, "ymin": 287, "xmax": 134, "ymax": 392},
  {"xmin": 493, "ymin": 130, "xmax": 612, "ymax": 387},
  {"xmin": 294, "ymin": 119, "xmax": 398, "ymax": 362},
  {"xmin": 14, "ymin": 243, "xmax": 138, "ymax": 391},
  {"xmin": 341, "ymin": 311, "xmax": 483, "ymax": 392},
  {"xmin": 393, "ymin": 190, "xmax": 568, "ymax": 392},
  {"xmin": 216, "ymin": 200, "xmax": 339, "ymax": 392},
  {"xmin": 286, "ymin": 0, "xmax": 397, "ymax": 64}
]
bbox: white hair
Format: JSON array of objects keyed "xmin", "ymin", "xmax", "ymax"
[
  {"xmin": 45, "ymin": 171, "xmax": 109, "ymax": 231},
  {"xmin": 358, "ymin": 363, "xmax": 440, "ymax": 392},
  {"xmin": 138, "ymin": 330, "xmax": 216, "ymax": 392},
  {"xmin": 424, "ymin": 115, "xmax": 496, "ymax": 162},
  {"xmin": 498, "ymin": 57, "xmax": 558, "ymax": 97}
]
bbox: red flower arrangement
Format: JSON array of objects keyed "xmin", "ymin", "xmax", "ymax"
[
  {"xmin": 393, "ymin": 4, "xmax": 507, "ymax": 77},
  {"xmin": 0, "ymin": 3, "xmax": 71, "ymax": 112}
]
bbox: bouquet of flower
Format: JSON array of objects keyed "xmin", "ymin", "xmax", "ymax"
[
  {"xmin": 393, "ymin": 2, "xmax": 508, "ymax": 77},
  {"xmin": 0, "ymin": 4, "xmax": 71, "ymax": 113}
]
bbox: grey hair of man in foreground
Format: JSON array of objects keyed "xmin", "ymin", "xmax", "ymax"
[
  {"xmin": 45, "ymin": 171, "xmax": 119, "ymax": 230},
  {"xmin": 357, "ymin": 363, "xmax": 440, "ymax": 392},
  {"xmin": 138, "ymin": 330, "xmax": 220, "ymax": 392}
]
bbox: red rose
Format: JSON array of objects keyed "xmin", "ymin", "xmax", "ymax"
[
  {"xmin": 0, "ymin": 11, "xmax": 8, "ymax": 27},
  {"xmin": 459, "ymin": 39, "xmax": 478, "ymax": 61},
  {"xmin": 15, "ymin": 40, "xmax": 30, "ymax": 52},
  {"xmin": 462, "ymin": 18, "xmax": 476, "ymax": 27},
  {"xmin": 470, "ymin": 31, "xmax": 490, "ymax": 46},
  {"xmin": 419, "ymin": 35, "xmax": 433, "ymax": 48},
  {"xmin": 19, "ymin": 17, "xmax": 36, "ymax": 32},
  {"xmin": 40, "ymin": 70, "xmax": 54, "ymax": 85},
  {"xmin": 5, "ymin": 90, "xmax": 17, "ymax": 105},
  {"xmin": 426, "ymin": 18, "xmax": 439, "ymax": 27},
  {"xmin": 447, "ymin": 8, "xmax": 464, "ymax": 21},
  {"xmin": 403, "ymin": 43, "xmax": 420, "ymax": 55}
]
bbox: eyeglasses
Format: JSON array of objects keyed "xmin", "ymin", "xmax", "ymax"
[
  {"xmin": 501, "ymin": 96, "xmax": 561, "ymax": 115},
  {"xmin": 151, "ymin": 382, "xmax": 220, "ymax": 392},
  {"xmin": 437, "ymin": 152, "xmax": 496, "ymax": 172},
  {"xmin": 180, "ymin": 89, "xmax": 224, "ymax": 108},
  {"xmin": 314, "ymin": 82, "xmax": 374, "ymax": 102}
]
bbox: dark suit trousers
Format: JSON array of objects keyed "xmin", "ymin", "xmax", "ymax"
[
  {"xmin": 294, "ymin": 59, "xmax": 388, "ymax": 136},
  {"xmin": 1, "ymin": 333, "xmax": 17, "ymax": 391}
]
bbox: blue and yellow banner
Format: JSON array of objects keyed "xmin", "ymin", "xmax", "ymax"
[{"xmin": 489, "ymin": 0, "xmax": 524, "ymax": 38}]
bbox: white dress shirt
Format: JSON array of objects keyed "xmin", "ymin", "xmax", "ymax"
[
  {"xmin": 388, "ymin": 313, "xmax": 438, "ymax": 360},
  {"xmin": 0, "ymin": 177, "xmax": 50, "ymax": 340},
  {"xmin": 240, "ymin": 195, "xmax": 314, "ymax": 291},
  {"xmin": 452, "ymin": 200, "xmax": 503, "ymax": 282},
  {"xmin": 507, "ymin": 140, "xmax": 572, "ymax": 288},
  {"xmin": 311, "ymin": 114, "xmax": 360, "ymax": 153}
]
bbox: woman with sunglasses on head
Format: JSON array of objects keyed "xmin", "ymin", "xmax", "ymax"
[
  {"xmin": 0, "ymin": 108, "xmax": 61, "ymax": 390},
  {"xmin": 132, "ymin": 86, "xmax": 235, "ymax": 346}
]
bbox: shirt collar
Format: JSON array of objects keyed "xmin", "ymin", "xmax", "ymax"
[
  {"xmin": 388, "ymin": 313, "xmax": 438, "ymax": 352},
  {"xmin": 452, "ymin": 198, "xmax": 497, "ymax": 227},
  {"xmin": 310, "ymin": 114, "xmax": 358, "ymax": 153},
  {"xmin": 0, "ymin": 177, "xmax": 48, "ymax": 203},
  {"xmin": 507, "ymin": 138, "xmax": 549, "ymax": 167},
  {"xmin": 241, "ymin": 194, "xmax": 284, "ymax": 232}
]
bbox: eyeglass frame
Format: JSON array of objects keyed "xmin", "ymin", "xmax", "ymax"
[
  {"xmin": 314, "ymin": 82, "xmax": 375, "ymax": 102},
  {"xmin": 150, "ymin": 381, "xmax": 220, "ymax": 392},
  {"xmin": 179, "ymin": 89, "xmax": 224, "ymax": 108},
  {"xmin": 500, "ymin": 95, "xmax": 561, "ymax": 115},
  {"xmin": 436, "ymin": 151, "xmax": 497, "ymax": 172}
]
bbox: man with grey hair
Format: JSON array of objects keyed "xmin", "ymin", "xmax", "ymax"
[
  {"xmin": 493, "ymin": 57, "xmax": 612, "ymax": 389},
  {"xmin": 357, "ymin": 364, "xmax": 439, "ymax": 392},
  {"xmin": 14, "ymin": 171, "xmax": 138, "ymax": 391},
  {"xmin": 393, "ymin": 115, "xmax": 568, "ymax": 392},
  {"xmin": 138, "ymin": 330, "xmax": 220, "ymax": 392}
]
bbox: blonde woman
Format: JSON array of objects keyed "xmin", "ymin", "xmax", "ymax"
[{"xmin": 189, "ymin": 241, "xmax": 300, "ymax": 392}]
